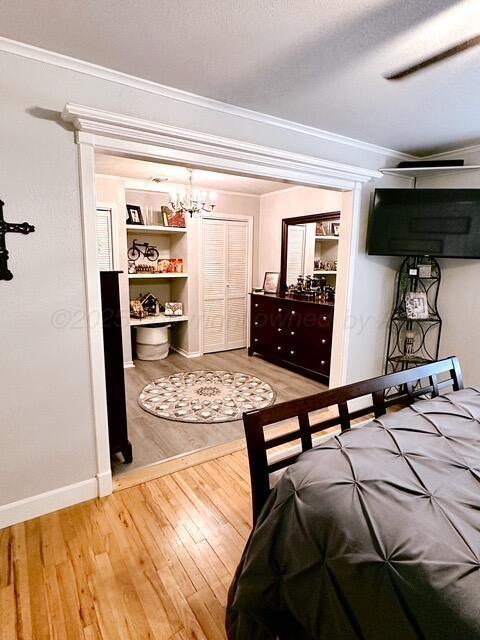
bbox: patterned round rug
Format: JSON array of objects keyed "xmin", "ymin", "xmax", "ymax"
[{"xmin": 138, "ymin": 370, "xmax": 275, "ymax": 423}]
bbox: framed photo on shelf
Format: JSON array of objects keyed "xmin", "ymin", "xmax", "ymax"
[
  {"xmin": 405, "ymin": 292, "xmax": 429, "ymax": 319},
  {"xmin": 316, "ymin": 221, "xmax": 332, "ymax": 237},
  {"xmin": 161, "ymin": 205, "xmax": 186, "ymax": 228},
  {"xmin": 126, "ymin": 204, "xmax": 144, "ymax": 225},
  {"xmin": 263, "ymin": 271, "xmax": 280, "ymax": 294},
  {"xmin": 164, "ymin": 302, "xmax": 184, "ymax": 316},
  {"xmin": 332, "ymin": 222, "xmax": 340, "ymax": 236}
]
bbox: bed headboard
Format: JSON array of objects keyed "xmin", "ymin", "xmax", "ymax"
[{"xmin": 243, "ymin": 357, "xmax": 464, "ymax": 522}]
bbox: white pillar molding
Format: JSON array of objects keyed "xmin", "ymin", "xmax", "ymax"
[
  {"xmin": 329, "ymin": 183, "xmax": 363, "ymax": 388},
  {"xmin": 76, "ymin": 137, "xmax": 112, "ymax": 497}
]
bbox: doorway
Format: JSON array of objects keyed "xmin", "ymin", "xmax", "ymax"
[{"xmin": 65, "ymin": 102, "xmax": 378, "ymax": 496}]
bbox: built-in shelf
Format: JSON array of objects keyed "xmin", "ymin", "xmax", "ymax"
[
  {"xmin": 130, "ymin": 314, "xmax": 188, "ymax": 326},
  {"xmin": 128, "ymin": 273, "xmax": 188, "ymax": 280},
  {"xmin": 126, "ymin": 224, "xmax": 186, "ymax": 234},
  {"xmin": 314, "ymin": 270, "xmax": 337, "ymax": 275},
  {"xmin": 315, "ymin": 235, "xmax": 338, "ymax": 241},
  {"xmin": 381, "ymin": 166, "xmax": 480, "ymax": 179}
]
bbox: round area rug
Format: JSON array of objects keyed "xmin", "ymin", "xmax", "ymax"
[{"xmin": 138, "ymin": 370, "xmax": 275, "ymax": 423}]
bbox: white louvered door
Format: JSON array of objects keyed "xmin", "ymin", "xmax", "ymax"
[
  {"xmin": 226, "ymin": 220, "xmax": 249, "ymax": 350},
  {"xmin": 202, "ymin": 218, "xmax": 249, "ymax": 353},
  {"xmin": 203, "ymin": 219, "xmax": 227, "ymax": 353},
  {"xmin": 96, "ymin": 208, "xmax": 114, "ymax": 271}
]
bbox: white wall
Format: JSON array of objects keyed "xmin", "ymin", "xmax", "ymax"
[
  {"xmin": 0, "ymin": 47, "xmax": 404, "ymax": 521},
  {"xmin": 416, "ymin": 149, "xmax": 480, "ymax": 385},
  {"xmin": 257, "ymin": 186, "xmax": 343, "ymax": 284}
]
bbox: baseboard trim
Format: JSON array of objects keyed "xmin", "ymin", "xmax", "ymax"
[
  {"xmin": 97, "ymin": 470, "xmax": 113, "ymax": 497},
  {"xmin": 124, "ymin": 361, "xmax": 135, "ymax": 369},
  {"xmin": 0, "ymin": 478, "xmax": 98, "ymax": 529},
  {"xmin": 170, "ymin": 346, "xmax": 201, "ymax": 359}
]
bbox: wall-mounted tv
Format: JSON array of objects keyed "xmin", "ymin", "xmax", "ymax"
[{"xmin": 368, "ymin": 189, "xmax": 480, "ymax": 258}]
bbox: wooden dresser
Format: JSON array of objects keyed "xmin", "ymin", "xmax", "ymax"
[{"xmin": 249, "ymin": 293, "xmax": 334, "ymax": 383}]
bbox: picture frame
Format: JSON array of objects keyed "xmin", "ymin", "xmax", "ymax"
[
  {"xmin": 263, "ymin": 271, "xmax": 280, "ymax": 294},
  {"xmin": 126, "ymin": 204, "xmax": 144, "ymax": 225},
  {"xmin": 332, "ymin": 222, "xmax": 340, "ymax": 236},
  {"xmin": 418, "ymin": 264, "xmax": 432, "ymax": 278},
  {"xmin": 316, "ymin": 221, "xmax": 333, "ymax": 237},
  {"xmin": 161, "ymin": 205, "xmax": 186, "ymax": 228},
  {"xmin": 405, "ymin": 292, "xmax": 429, "ymax": 319},
  {"xmin": 164, "ymin": 302, "xmax": 184, "ymax": 316}
]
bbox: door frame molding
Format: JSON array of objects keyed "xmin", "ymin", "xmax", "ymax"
[
  {"xmin": 62, "ymin": 102, "xmax": 381, "ymax": 500},
  {"xmin": 199, "ymin": 213, "xmax": 254, "ymax": 355}
]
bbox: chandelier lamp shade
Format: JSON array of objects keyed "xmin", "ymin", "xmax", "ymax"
[{"xmin": 169, "ymin": 169, "xmax": 217, "ymax": 218}]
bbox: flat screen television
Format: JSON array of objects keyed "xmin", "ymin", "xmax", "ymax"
[{"xmin": 367, "ymin": 189, "xmax": 480, "ymax": 258}]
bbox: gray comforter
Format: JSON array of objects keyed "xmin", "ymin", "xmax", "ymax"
[{"xmin": 227, "ymin": 388, "xmax": 480, "ymax": 640}]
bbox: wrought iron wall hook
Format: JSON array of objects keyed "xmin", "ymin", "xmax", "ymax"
[{"xmin": 0, "ymin": 200, "xmax": 35, "ymax": 281}]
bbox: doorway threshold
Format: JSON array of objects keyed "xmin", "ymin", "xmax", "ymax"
[{"xmin": 112, "ymin": 437, "xmax": 247, "ymax": 492}]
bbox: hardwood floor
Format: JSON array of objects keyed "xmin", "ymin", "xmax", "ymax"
[
  {"xmin": 0, "ymin": 451, "xmax": 253, "ymax": 640},
  {"xmin": 116, "ymin": 348, "xmax": 326, "ymax": 477}
]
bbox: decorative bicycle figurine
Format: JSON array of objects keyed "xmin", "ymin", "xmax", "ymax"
[{"xmin": 127, "ymin": 239, "xmax": 159, "ymax": 262}]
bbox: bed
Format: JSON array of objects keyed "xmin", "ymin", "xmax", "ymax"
[{"xmin": 227, "ymin": 357, "xmax": 480, "ymax": 639}]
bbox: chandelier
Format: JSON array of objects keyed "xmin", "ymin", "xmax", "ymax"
[{"xmin": 169, "ymin": 169, "xmax": 216, "ymax": 218}]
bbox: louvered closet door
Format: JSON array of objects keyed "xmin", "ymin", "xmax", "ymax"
[
  {"xmin": 203, "ymin": 219, "xmax": 227, "ymax": 353},
  {"xmin": 202, "ymin": 219, "xmax": 249, "ymax": 353},
  {"xmin": 96, "ymin": 208, "xmax": 114, "ymax": 271},
  {"xmin": 226, "ymin": 220, "xmax": 249, "ymax": 350}
]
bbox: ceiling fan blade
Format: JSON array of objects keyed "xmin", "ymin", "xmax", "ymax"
[{"xmin": 385, "ymin": 34, "xmax": 480, "ymax": 80}]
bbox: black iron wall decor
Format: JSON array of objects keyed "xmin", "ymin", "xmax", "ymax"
[{"xmin": 0, "ymin": 200, "xmax": 35, "ymax": 281}]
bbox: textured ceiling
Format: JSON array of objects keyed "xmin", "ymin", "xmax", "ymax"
[
  {"xmin": 1, "ymin": 0, "xmax": 479, "ymax": 155},
  {"xmin": 95, "ymin": 155, "xmax": 289, "ymax": 195}
]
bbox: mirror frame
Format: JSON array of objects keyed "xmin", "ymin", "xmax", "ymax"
[{"xmin": 280, "ymin": 211, "xmax": 341, "ymax": 293}]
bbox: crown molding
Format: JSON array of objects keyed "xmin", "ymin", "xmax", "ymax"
[
  {"xmin": 63, "ymin": 103, "xmax": 382, "ymax": 187},
  {"xmin": 423, "ymin": 143, "xmax": 480, "ymax": 160},
  {"xmin": 0, "ymin": 36, "xmax": 416, "ymax": 162}
]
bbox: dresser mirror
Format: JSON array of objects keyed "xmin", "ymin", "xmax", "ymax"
[{"xmin": 279, "ymin": 211, "xmax": 340, "ymax": 293}]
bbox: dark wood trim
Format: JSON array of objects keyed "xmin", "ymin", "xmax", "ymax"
[
  {"xmin": 243, "ymin": 356, "xmax": 464, "ymax": 523},
  {"xmin": 279, "ymin": 211, "xmax": 340, "ymax": 293}
]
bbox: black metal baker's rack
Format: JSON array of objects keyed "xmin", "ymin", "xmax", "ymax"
[{"xmin": 385, "ymin": 255, "xmax": 442, "ymax": 375}]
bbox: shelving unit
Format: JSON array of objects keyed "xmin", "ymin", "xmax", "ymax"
[
  {"xmin": 130, "ymin": 314, "xmax": 188, "ymax": 326},
  {"xmin": 314, "ymin": 270, "xmax": 337, "ymax": 275},
  {"xmin": 381, "ymin": 165, "xmax": 480, "ymax": 179},
  {"xmin": 126, "ymin": 224, "xmax": 186, "ymax": 235},
  {"xmin": 124, "ymin": 185, "xmax": 190, "ymax": 358},
  {"xmin": 128, "ymin": 273, "xmax": 188, "ymax": 280},
  {"xmin": 385, "ymin": 256, "xmax": 442, "ymax": 378},
  {"xmin": 314, "ymin": 223, "xmax": 338, "ymax": 285}
]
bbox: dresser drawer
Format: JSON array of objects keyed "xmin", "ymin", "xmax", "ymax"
[{"xmin": 250, "ymin": 295, "xmax": 334, "ymax": 382}]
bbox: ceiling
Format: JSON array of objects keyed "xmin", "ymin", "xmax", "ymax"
[
  {"xmin": 95, "ymin": 155, "xmax": 289, "ymax": 195},
  {"xmin": 1, "ymin": 0, "xmax": 479, "ymax": 155}
]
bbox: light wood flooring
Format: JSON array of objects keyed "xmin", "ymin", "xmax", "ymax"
[
  {"xmin": 0, "ymin": 451, "xmax": 252, "ymax": 640},
  {"xmin": 116, "ymin": 348, "xmax": 326, "ymax": 476}
]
